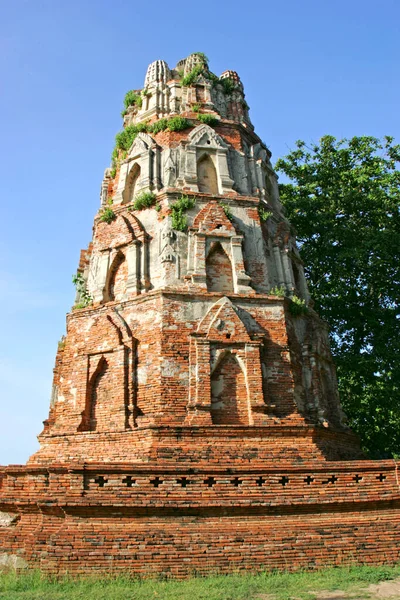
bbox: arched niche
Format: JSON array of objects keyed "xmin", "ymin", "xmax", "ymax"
[
  {"xmin": 206, "ymin": 242, "xmax": 234, "ymax": 294},
  {"xmin": 186, "ymin": 297, "xmax": 267, "ymax": 426},
  {"xmin": 181, "ymin": 125, "xmax": 234, "ymax": 194},
  {"xmin": 197, "ymin": 154, "xmax": 218, "ymax": 195},
  {"xmin": 107, "ymin": 251, "xmax": 128, "ymax": 302},
  {"xmin": 210, "ymin": 351, "xmax": 249, "ymax": 425},
  {"xmin": 187, "ymin": 200, "xmax": 252, "ymax": 293},
  {"xmin": 114, "ymin": 133, "xmax": 160, "ymax": 205},
  {"xmin": 88, "ymin": 356, "xmax": 110, "ymax": 432},
  {"xmin": 126, "ymin": 163, "xmax": 141, "ymax": 205},
  {"xmin": 76, "ymin": 310, "xmax": 139, "ymax": 433},
  {"xmin": 90, "ymin": 213, "xmax": 151, "ymax": 303}
]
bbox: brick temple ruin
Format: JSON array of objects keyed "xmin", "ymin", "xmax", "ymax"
[{"xmin": 1, "ymin": 53, "xmax": 399, "ymax": 576}]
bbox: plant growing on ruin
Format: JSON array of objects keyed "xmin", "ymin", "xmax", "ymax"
[
  {"xmin": 166, "ymin": 116, "xmax": 190, "ymax": 132},
  {"xmin": 131, "ymin": 191, "xmax": 157, "ymax": 211},
  {"xmin": 258, "ymin": 206, "xmax": 273, "ymax": 222},
  {"xmin": 171, "ymin": 195, "xmax": 196, "ymax": 231},
  {"xmin": 193, "ymin": 52, "xmax": 209, "ymax": 64},
  {"xmin": 72, "ymin": 272, "xmax": 92, "ymax": 308},
  {"xmin": 123, "ymin": 90, "xmax": 143, "ymax": 110},
  {"xmin": 289, "ymin": 295, "xmax": 308, "ymax": 317},
  {"xmin": 182, "ymin": 64, "xmax": 205, "ymax": 87},
  {"xmin": 99, "ymin": 199, "xmax": 116, "ymax": 224},
  {"xmin": 115, "ymin": 125, "xmax": 139, "ymax": 152},
  {"xmin": 269, "ymin": 286, "xmax": 286, "ymax": 297},
  {"xmin": 221, "ymin": 78, "xmax": 236, "ymax": 94},
  {"xmin": 219, "ymin": 202, "xmax": 233, "ymax": 220},
  {"xmin": 198, "ymin": 114, "xmax": 220, "ymax": 127},
  {"xmin": 192, "ymin": 103, "xmax": 201, "ymax": 113},
  {"xmin": 148, "ymin": 118, "xmax": 169, "ymax": 134}
]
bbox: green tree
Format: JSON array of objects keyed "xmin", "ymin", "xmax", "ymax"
[{"xmin": 276, "ymin": 136, "xmax": 400, "ymax": 458}]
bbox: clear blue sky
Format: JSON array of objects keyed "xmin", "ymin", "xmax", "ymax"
[{"xmin": 1, "ymin": 0, "xmax": 399, "ymax": 464}]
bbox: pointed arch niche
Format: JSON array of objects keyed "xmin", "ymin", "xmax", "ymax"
[
  {"xmin": 179, "ymin": 124, "xmax": 234, "ymax": 194},
  {"xmin": 210, "ymin": 351, "xmax": 249, "ymax": 425},
  {"xmin": 186, "ymin": 297, "xmax": 268, "ymax": 426},
  {"xmin": 126, "ymin": 163, "xmax": 141, "ymax": 204},
  {"xmin": 106, "ymin": 250, "xmax": 128, "ymax": 302},
  {"xmin": 91, "ymin": 213, "xmax": 151, "ymax": 303},
  {"xmin": 114, "ymin": 133, "xmax": 161, "ymax": 205},
  {"xmin": 88, "ymin": 356, "xmax": 110, "ymax": 432},
  {"xmin": 77, "ymin": 310, "xmax": 139, "ymax": 433},
  {"xmin": 206, "ymin": 241, "xmax": 234, "ymax": 294},
  {"xmin": 187, "ymin": 200, "xmax": 252, "ymax": 293},
  {"xmin": 197, "ymin": 154, "xmax": 219, "ymax": 195}
]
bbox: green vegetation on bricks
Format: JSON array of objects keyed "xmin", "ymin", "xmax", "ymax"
[
  {"xmin": 130, "ymin": 191, "xmax": 157, "ymax": 211},
  {"xmin": 198, "ymin": 114, "xmax": 220, "ymax": 127},
  {"xmin": 171, "ymin": 195, "xmax": 196, "ymax": 231}
]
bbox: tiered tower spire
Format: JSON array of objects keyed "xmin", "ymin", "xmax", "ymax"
[
  {"xmin": 1, "ymin": 54, "xmax": 399, "ymax": 579},
  {"xmin": 33, "ymin": 52, "xmax": 356, "ymax": 464}
]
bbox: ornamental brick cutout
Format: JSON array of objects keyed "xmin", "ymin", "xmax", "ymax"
[{"xmin": 1, "ymin": 53, "xmax": 399, "ymax": 577}]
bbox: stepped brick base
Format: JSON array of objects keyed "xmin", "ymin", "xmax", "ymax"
[{"xmin": 1, "ymin": 458, "xmax": 399, "ymax": 576}]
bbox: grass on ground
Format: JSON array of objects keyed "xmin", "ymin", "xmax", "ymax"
[{"xmin": 1, "ymin": 564, "xmax": 400, "ymax": 600}]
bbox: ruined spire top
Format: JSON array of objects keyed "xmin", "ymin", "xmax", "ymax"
[{"xmin": 123, "ymin": 53, "xmax": 251, "ymax": 129}]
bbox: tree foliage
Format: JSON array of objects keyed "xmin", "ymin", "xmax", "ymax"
[{"xmin": 276, "ymin": 136, "xmax": 400, "ymax": 458}]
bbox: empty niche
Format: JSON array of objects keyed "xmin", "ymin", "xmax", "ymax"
[
  {"xmin": 197, "ymin": 154, "xmax": 218, "ymax": 195},
  {"xmin": 292, "ymin": 260, "xmax": 301, "ymax": 295},
  {"xmin": 127, "ymin": 163, "xmax": 141, "ymax": 204},
  {"xmin": 89, "ymin": 357, "xmax": 111, "ymax": 432},
  {"xmin": 211, "ymin": 352, "xmax": 249, "ymax": 425},
  {"xmin": 206, "ymin": 242, "xmax": 234, "ymax": 294},
  {"xmin": 108, "ymin": 252, "xmax": 128, "ymax": 301}
]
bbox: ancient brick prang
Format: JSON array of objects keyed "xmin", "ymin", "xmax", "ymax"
[{"xmin": 1, "ymin": 53, "xmax": 399, "ymax": 576}]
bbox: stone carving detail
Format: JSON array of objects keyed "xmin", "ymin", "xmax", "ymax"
[
  {"xmin": 160, "ymin": 225, "xmax": 176, "ymax": 264},
  {"xmin": 163, "ymin": 148, "xmax": 179, "ymax": 188},
  {"xmin": 144, "ymin": 60, "xmax": 171, "ymax": 88},
  {"xmin": 301, "ymin": 323, "xmax": 348, "ymax": 429}
]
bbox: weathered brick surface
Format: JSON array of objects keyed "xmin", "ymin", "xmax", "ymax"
[
  {"xmin": 0, "ymin": 462, "xmax": 399, "ymax": 576},
  {"xmin": 1, "ymin": 54, "xmax": 399, "ymax": 576}
]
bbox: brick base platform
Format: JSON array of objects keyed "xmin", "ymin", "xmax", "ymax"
[{"xmin": 1, "ymin": 458, "xmax": 399, "ymax": 576}]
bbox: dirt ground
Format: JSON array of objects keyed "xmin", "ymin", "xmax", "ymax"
[{"xmin": 313, "ymin": 577, "xmax": 400, "ymax": 599}]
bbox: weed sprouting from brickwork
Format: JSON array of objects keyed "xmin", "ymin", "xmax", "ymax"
[
  {"xmin": 269, "ymin": 286, "xmax": 286, "ymax": 297},
  {"xmin": 219, "ymin": 201, "xmax": 233, "ymax": 220},
  {"xmin": 258, "ymin": 206, "xmax": 273, "ymax": 222},
  {"xmin": 198, "ymin": 114, "xmax": 220, "ymax": 127},
  {"xmin": 130, "ymin": 191, "xmax": 158, "ymax": 211},
  {"xmin": 289, "ymin": 295, "xmax": 308, "ymax": 316},
  {"xmin": 99, "ymin": 206, "xmax": 116, "ymax": 224},
  {"xmin": 171, "ymin": 195, "xmax": 196, "ymax": 231},
  {"xmin": 72, "ymin": 272, "xmax": 92, "ymax": 308}
]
